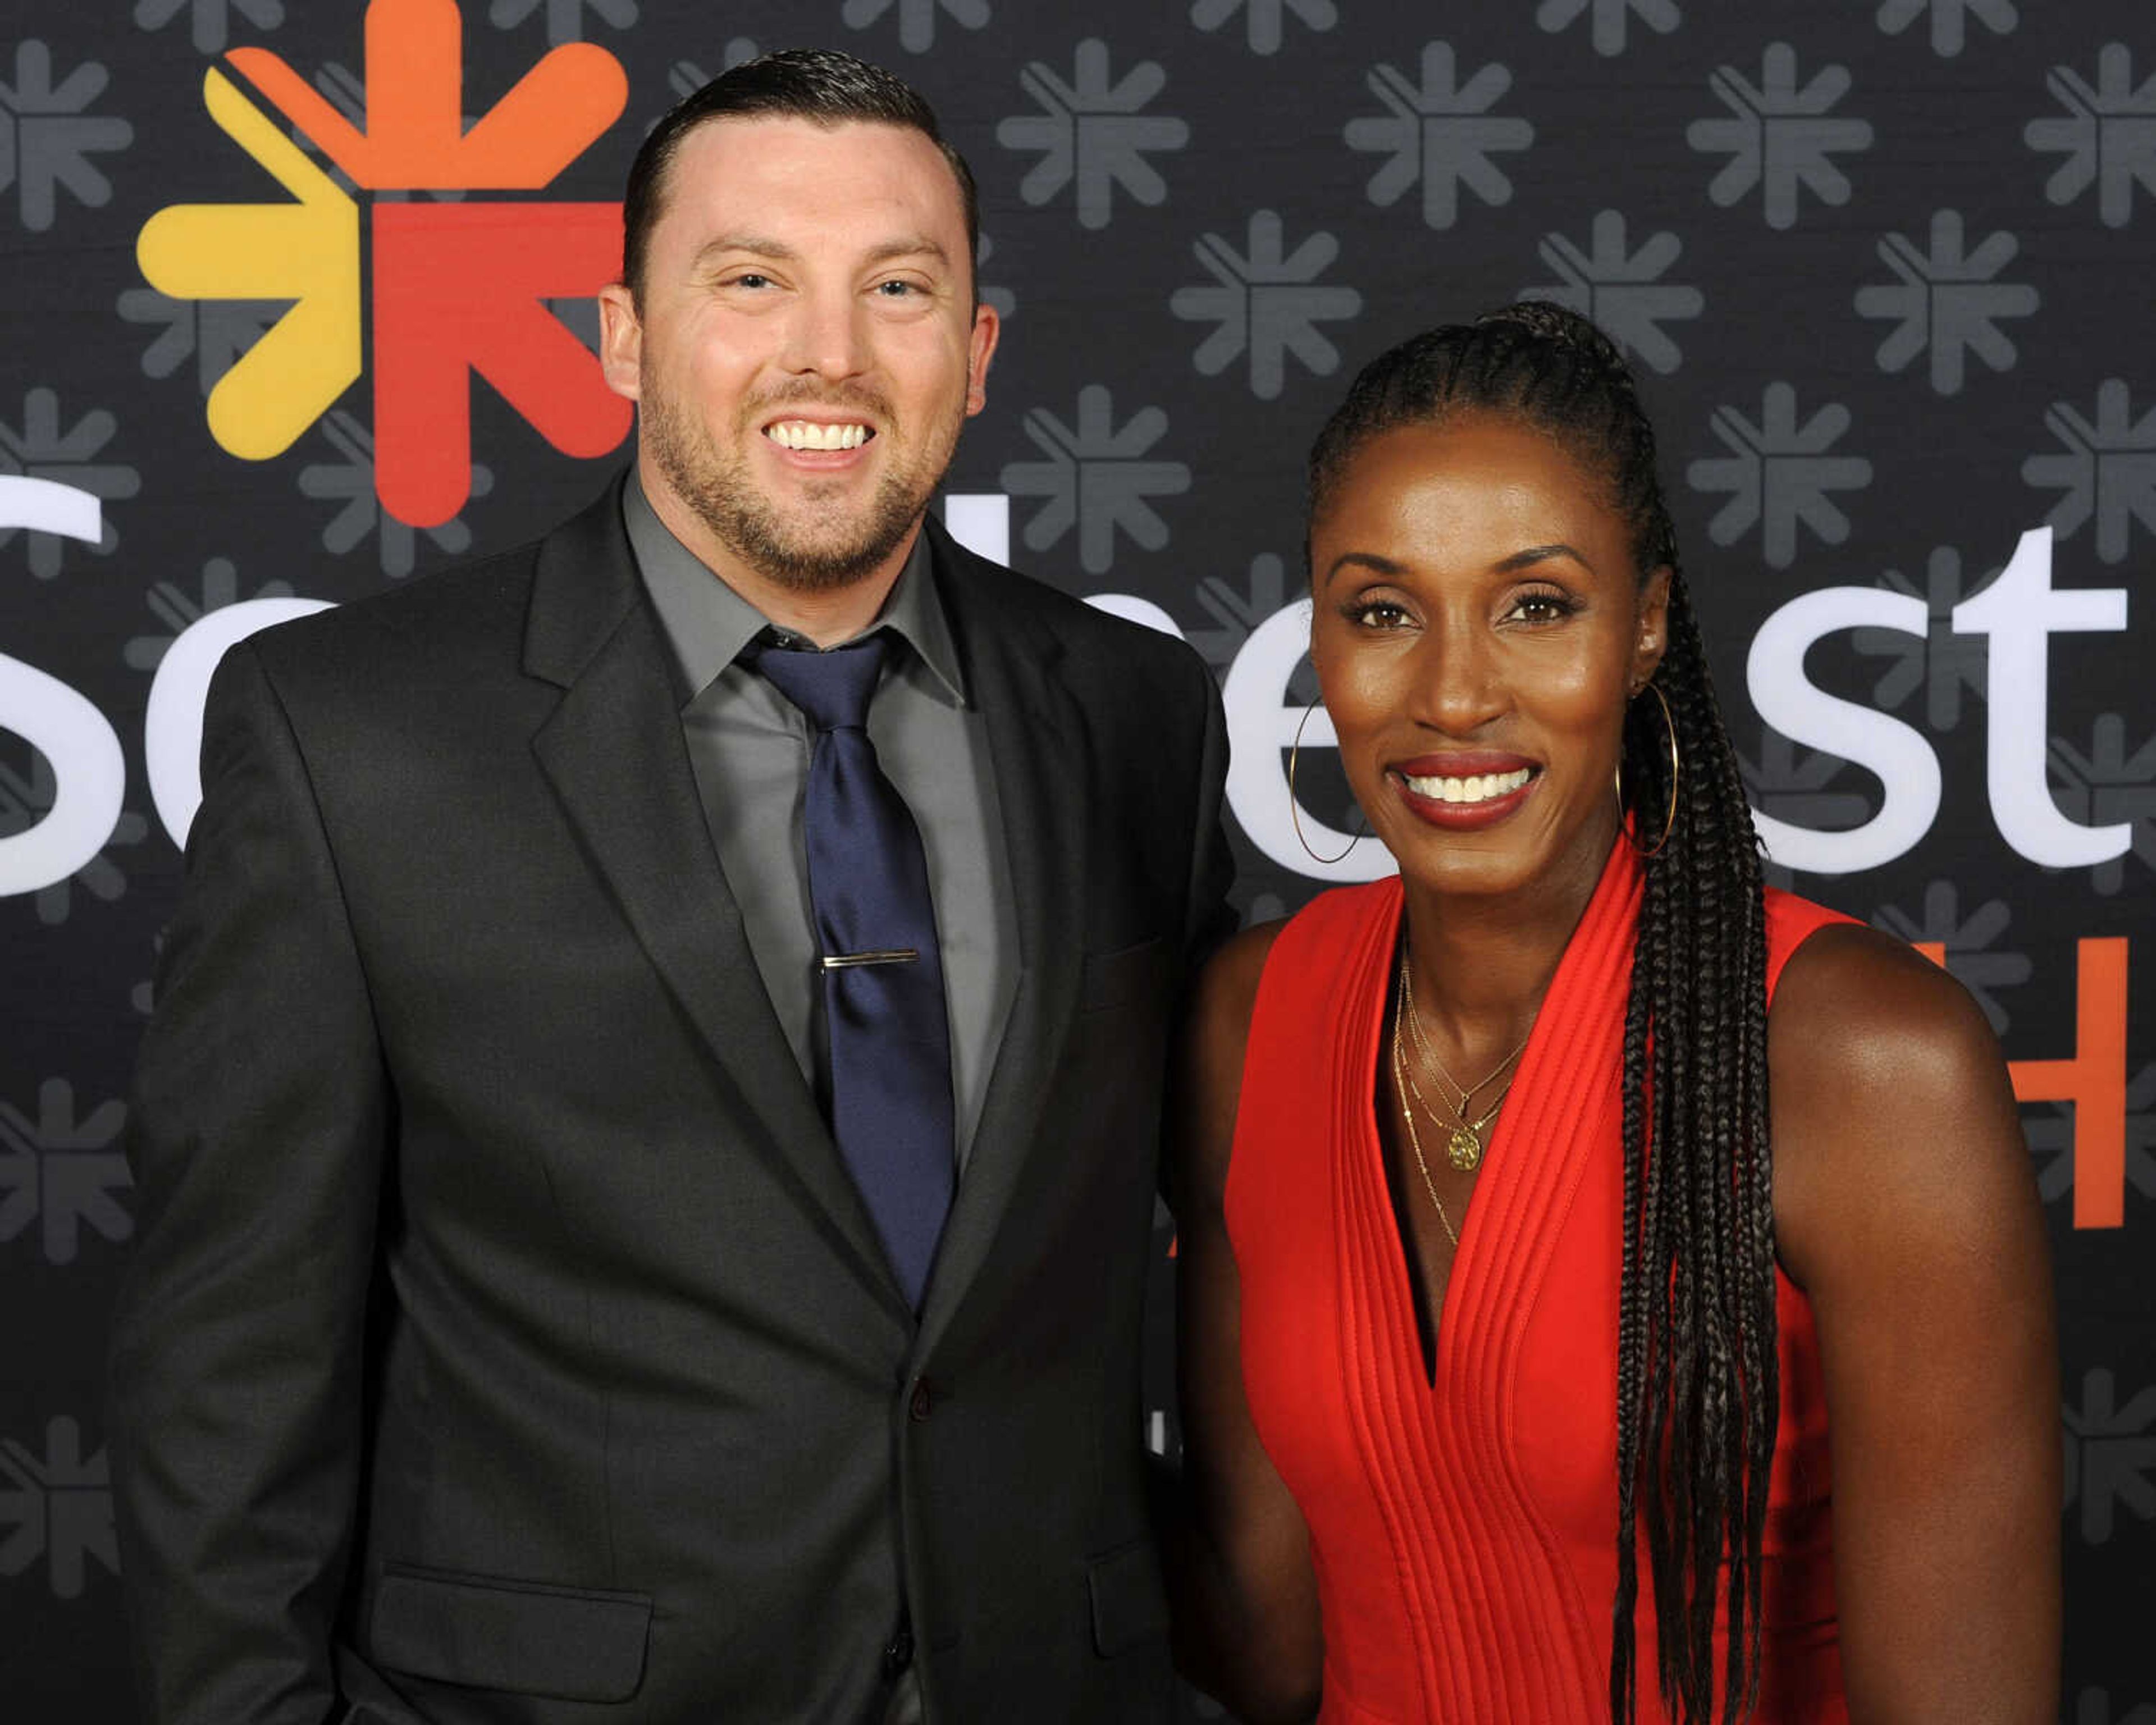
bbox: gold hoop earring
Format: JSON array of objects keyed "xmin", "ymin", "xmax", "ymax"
[
  {"xmin": 1616, "ymin": 680, "xmax": 1680, "ymax": 860},
  {"xmin": 1288, "ymin": 699, "xmax": 1361, "ymax": 866}
]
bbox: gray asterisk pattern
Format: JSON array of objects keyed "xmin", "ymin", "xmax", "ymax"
[
  {"xmin": 0, "ymin": 389, "xmax": 139, "ymax": 579},
  {"xmin": 298, "ymin": 411, "xmax": 495, "ymax": 581},
  {"xmin": 131, "ymin": 0, "xmax": 285, "ymax": 56},
  {"xmin": 2027, "ymin": 44, "xmax": 2156, "ymax": 229},
  {"xmin": 1872, "ymin": 882, "xmax": 2029, "ymax": 1032},
  {"xmin": 2062, "ymin": 1370, "xmax": 2156, "ymax": 1545},
  {"xmin": 1688, "ymin": 43, "xmax": 1872, "ymax": 230},
  {"xmin": 0, "ymin": 1080, "xmax": 131, "ymax": 1266},
  {"xmin": 0, "ymin": 41, "xmax": 133, "ymax": 233},
  {"xmin": 116, "ymin": 290, "xmax": 281, "ymax": 398},
  {"xmin": 1535, "ymin": 0, "xmax": 1680, "ymax": 59},
  {"xmin": 0, "ymin": 758, "xmax": 151, "ymax": 927},
  {"xmin": 1875, "ymin": 0, "xmax": 2017, "ymax": 57},
  {"xmin": 1185, "ymin": 552, "xmax": 1295, "ymax": 670},
  {"xmin": 1170, "ymin": 211, "xmax": 1362, "ymax": 399},
  {"xmin": 1688, "ymin": 384, "xmax": 1873, "ymax": 568},
  {"xmin": 1736, "ymin": 730, "xmax": 1871, "ymax": 889},
  {"xmin": 1344, "ymin": 42, "xmax": 1535, "ymax": 231},
  {"xmin": 1001, "ymin": 387, "xmax": 1190, "ymax": 576},
  {"xmin": 1189, "ymin": 0, "xmax": 1337, "ymax": 56},
  {"xmin": 122, "ymin": 558, "xmax": 296, "ymax": 674},
  {"xmin": 1520, "ymin": 210, "xmax": 1702, "ymax": 375},
  {"xmin": 2023, "ymin": 381, "xmax": 2156, "ymax": 565},
  {"xmin": 999, "ymin": 41, "xmax": 1188, "ymax": 231},
  {"xmin": 487, "ymin": 0, "xmax": 637, "ymax": 42},
  {"xmin": 841, "ymin": 0, "xmax": 989, "ymax": 57},
  {"xmin": 2075, "ymin": 1689, "xmax": 2156, "ymax": 1725},
  {"xmin": 0, "ymin": 1416, "xmax": 118, "ymax": 1600},
  {"xmin": 2050, "ymin": 717, "xmax": 2156, "ymax": 897},
  {"xmin": 668, "ymin": 43, "xmax": 761, "ymax": 100},
  {"xmin": 1851, "ymin": 548, "xmax": 1993, "ymax": 732},
  {"xmin": 1853, "ymin": 210, "xmax": 2038, "ymax": 395}
]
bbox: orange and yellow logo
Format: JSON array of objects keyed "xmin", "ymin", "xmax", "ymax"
[{"xmin": 138, "ymin": 0, "xmax": 633, "ymax": 527}]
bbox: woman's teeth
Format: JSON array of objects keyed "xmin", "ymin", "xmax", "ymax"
[
  {"xmin": 766, "ymin": 421, "xmax": 868, "ymax": 450},
  {"xmin": 1403, "ymin": 766, "xmax": 1533, "ymax": 805}
]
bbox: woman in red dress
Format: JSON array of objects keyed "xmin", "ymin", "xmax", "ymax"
[{"xmin": 1170, "ymin": 304, "xmax": 2058, "ymax": 1723}]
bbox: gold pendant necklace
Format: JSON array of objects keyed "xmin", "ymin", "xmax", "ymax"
[
  {"xmin": 1390, "ymin": 962, "xmax": 1458, "ymax": 1247},
  {"xmin": 1397, "ymin": 942, "xmax": 1533, "ymax": 1172}
]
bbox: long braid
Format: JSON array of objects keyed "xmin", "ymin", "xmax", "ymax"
[{"xmin": 1309, "ymin": 303, "xmax": 1776, "ymax": 1722}]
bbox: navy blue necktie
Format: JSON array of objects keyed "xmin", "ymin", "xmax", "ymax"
[{"xmin": 753, "ymin": 635, "xmax": 954, "ymax": 1309}]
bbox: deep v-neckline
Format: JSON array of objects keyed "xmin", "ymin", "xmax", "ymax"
[{"xmin": 1360, "ymin": 893, "xmax": 1515, "ymax": 1392}]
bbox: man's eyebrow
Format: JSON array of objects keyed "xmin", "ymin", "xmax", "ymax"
[{"xmin": 688, "ymin": 234, "xmax": 953, "ymax": 271}]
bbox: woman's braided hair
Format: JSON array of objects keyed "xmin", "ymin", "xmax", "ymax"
[{"xmin": 1309, "ymin": 302, "xmax": 1775, "ymax": 1723}]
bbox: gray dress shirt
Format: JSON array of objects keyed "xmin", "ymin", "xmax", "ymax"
[{"xmin": 623, "ymin": 475, "xmax": 1017, "ymax": 1170}]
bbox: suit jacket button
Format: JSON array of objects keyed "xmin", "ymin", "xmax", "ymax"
[
  {"xmin": 908, "ymin": 1377, "xmax": 933, "ymax": 1421},
  {"xmin": 884, "ymin": 1623, "xmax": 915, "ymax": 1675}
]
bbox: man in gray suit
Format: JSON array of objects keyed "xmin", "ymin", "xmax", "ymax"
[{"xmin": 111, "ymin": 49, "xmax": 1231, "ymax": 1723}]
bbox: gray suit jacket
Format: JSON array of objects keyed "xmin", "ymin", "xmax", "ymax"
[{"xmin": 109, "ymin": 483, "xmax": 1234, "ymax": 1724}]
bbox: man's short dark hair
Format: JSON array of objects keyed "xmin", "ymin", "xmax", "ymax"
[{"xmin": 619, "ymin": 48, "xmax": 980, "ymax": 304}]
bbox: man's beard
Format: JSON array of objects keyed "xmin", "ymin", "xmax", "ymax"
[{"xmin": 641, "ymin": 380, "xmax": 961, "ymax": 592}]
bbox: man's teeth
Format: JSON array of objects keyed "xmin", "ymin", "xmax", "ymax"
[
  {"xmin": 766, "ymin": 421, "xmax": 869, "ymax": 451},
  {"xmin": 1404, "ymin": 766, "xmax": 1534, "ymax": 805}
]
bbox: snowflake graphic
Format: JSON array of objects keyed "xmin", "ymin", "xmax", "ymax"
[
  {"xmin": 299, "ymin": 410, "xmax": 494, "ymax": 579},
  {"xmin": 133, "ymin": 0, "xmax": 286, "ymax": 56},
  {"xmin": 1871, "ymin": 881, "xmax": 2029, "ymax": 1032},
  {"xmin": 1344, "ymin": 42, "xmax": 1535, "ymax": 230},
  {"xmin": 116, "ymin": 289, "xmax": 282, "ymax": 398},
  {"xmin": 668, "ymin": 43, "xmax": 762, "ymax": 102},
  {"xmin": 1875, "ymin": 0, "xmax": 2017, "ymax": 58},
  {"xmin": 2049, "ymin": 716, "xmax": 2156, "ymax": 896},
  {"xmin": 1688, "ymin": 43, "xmax": 1873, "ymax": 231},
  {"xmin": 0, "ymin": 40, "xmax": 133, "ymax": 232},
  {"xmin": 841, "ymin": 0, "xmax": 988, "ymax": 56},
  {"xmin": 1170, "ymin": 211, "xmax": 1362, "ymax": 400},
  {"xmin": 2027, "ymin": 44, "xmax": 2156, "ymax": 229},
  {"xmin": 2026, "ymin": 1064, "xmax": 2156, "ymax": 1207},
  {"xmin": 487, "ymin": 0, "xmax": 637, "ymax": 44},
  {"xmin": 1520, "ymin": 210, "xmax": 1702, "ymax": 375},
  {"xmin": 122, "ymin": 557, "xmax": 296, "ymax": 673},
  {"xmin": 1853, "ymin": 210, "xmax": 2037, "ymax": 395},
  {"xmin": 2075, "ymin": 1690, "xmax": 2156, "ymax": 1725},
  {"xmin": 2023, "ymin": 380, "xmax": 2156, "ymax": 564},
  {"xmin": 1688, "ymin": 384, "xmax": 1872, "ymax": 568},
  {"xmin": 1849, "ymin": 547, "xmax": 1993, "ymax": 732},
  {"xmin": 0, "ymin": 1079, "xmax": 131, "ymax": 1265},
  {"xmin": 1536, "ymin": 0, "xmax": 1680, "ymax": 60},
  {"xmin": 998, "ymin": 41, "xmax": 1188, "ymax": 231},
  {"xmin": 1186, "ymin": 551, "xmax": 1296, "ymax": 670},
  {"xmin": 1189, "ymin": 0, "xmax": 1337, "ymax": 57},
  {"xmin": 0, "ymin": 389, "xmax": 139, "ymax": 578},
  {"xmin": 1001, "ymin": 386, "xmax": 1190, "ymax": 575},
  {"xmin": 2062, "ymin": 1369, "xmax": 2156, "ymax": 1545},
  {"xmin": 0, "ymin": 754, "xmax": 153, "ymax": 927},
  {"xmin": 1738, "ymin": 729, "xmax": 1872, "ymax": 889},
  {"xmin": 0, "ymin": 1416, "xmax": 117, "ymax": 1600}
]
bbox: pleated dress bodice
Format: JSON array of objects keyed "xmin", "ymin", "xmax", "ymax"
[{"xmin": 1226, "ymin": 845, "xmax": 1848, "ymax": 1723}]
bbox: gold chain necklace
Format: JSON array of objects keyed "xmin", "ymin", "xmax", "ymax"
[
  {"xmin": 1389, "ymin": 960, "xmax": 1459, "ymax": 1247},
  {"xmin": 1397, "ymin": 951, "xmax": 1533, "ymax": 1172}
]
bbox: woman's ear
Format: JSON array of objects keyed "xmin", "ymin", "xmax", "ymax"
[{"xmin": 1632, "ymin": 565, "xmax": 1673, "ymax": 690}]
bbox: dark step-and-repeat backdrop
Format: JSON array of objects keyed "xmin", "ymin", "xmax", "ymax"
[{"xmin": 3, "ymin": 1, "xmax": 2149, "ymax": 1718}]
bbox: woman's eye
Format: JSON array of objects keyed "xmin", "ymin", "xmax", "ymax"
[
  {"xmin": 1347, "ymin": 600, "xmax": 1412, "ymax": 630},
  {"xmin": 1509, "ymin": 591, "xmax": 1573, "ymax": 623}
]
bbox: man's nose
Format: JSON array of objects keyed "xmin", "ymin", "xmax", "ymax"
[{"xmin": 783, "ymin": 289, "xmax": 869, "ymax": 380}]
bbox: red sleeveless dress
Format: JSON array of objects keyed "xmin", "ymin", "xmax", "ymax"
[{"xmin": 1226, "ymin": 840, "xmax": 1849, "ymax": 1723}]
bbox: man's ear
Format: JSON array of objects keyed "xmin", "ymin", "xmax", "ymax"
[
  {"xmin": 1632, "ymin": 564, "xmax": 1673, "ymax": 689},
  {"xmin": 597, "ymin": 283, "xmax": 643, "ymax": 404},
  {"xmin": 964, "ymin": 302, "xmax": 1001, "ymax": 418}
]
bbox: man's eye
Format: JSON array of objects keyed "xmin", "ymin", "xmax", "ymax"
[
  {"xmin": 728, "ymin": 273, "xmax": 771, "ymax": 290},
  {"xmin": 874, "ymin": 279, "xmax": 920, "ymax": 298}
]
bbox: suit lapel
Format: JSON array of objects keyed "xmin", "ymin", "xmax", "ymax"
[
  {"xmin": 523, "ymin": 486, "xmax": 907, "ymax": 1315},
  {"xmin": 916, "ymin": 523, "xmax": 1091, "ymax": 1353}
]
